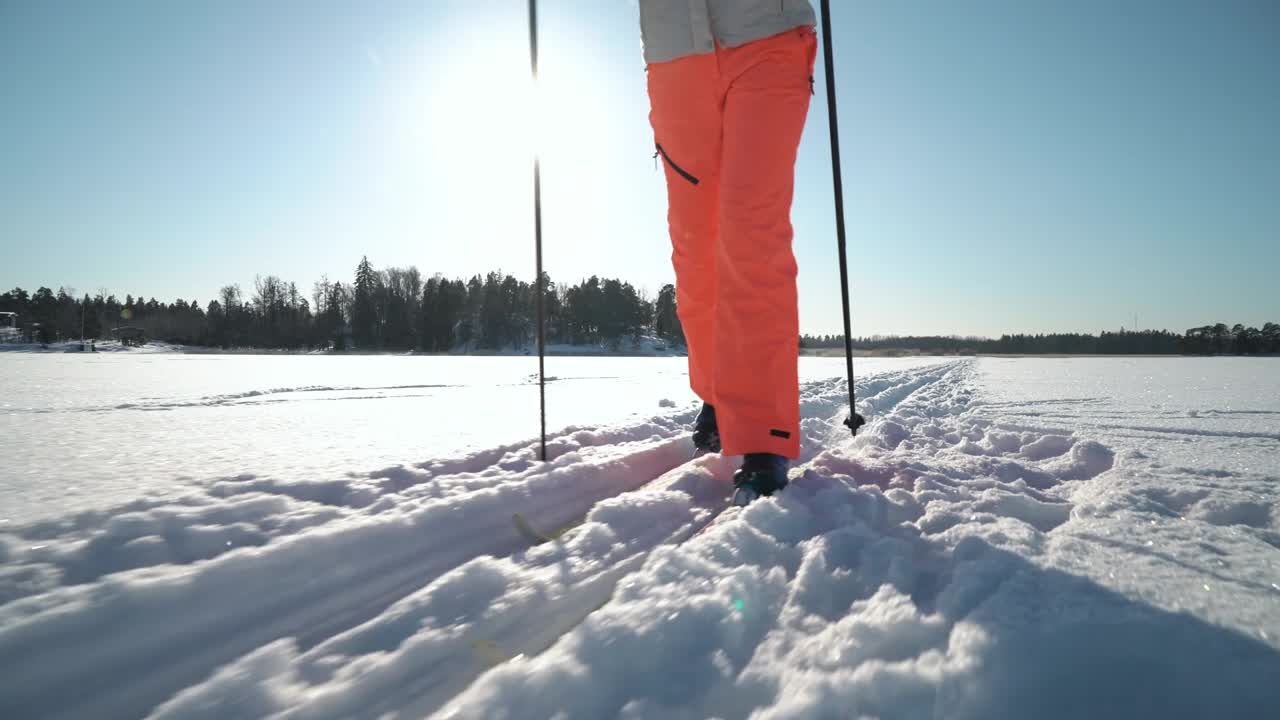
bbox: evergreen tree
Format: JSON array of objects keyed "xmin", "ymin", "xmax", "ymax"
[
  {"xmin": 479, "ymin": 272, "xmax": 504, "ymax": 349},
  {"xmin": 1262, "ymin": 322, "xmax": 1280, "ymax": 354},
  {"xmin": 353, "ymin": 256, "xmax": 380, "ymax": 349},
  {"xmin": 530, "ymin": 272, "xmax": 561, "ymax": 345},
  {"xmin": 655, "ymin": 284, "xmax": 685, "ymax": 344},
  {"xmin": 80, "ymin": 294, "xmax": 101, "ymax": 339},
  {"xmin": 326, "ymin": 281, "xmax": 348, "ymax": 350}
]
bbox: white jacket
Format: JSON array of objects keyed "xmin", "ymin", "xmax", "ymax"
[{"xmin": 639, "ymin": 0, "xmax": 817, "ymax": 64}]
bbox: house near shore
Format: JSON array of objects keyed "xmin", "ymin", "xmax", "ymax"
[
  {"xmin": 114, "ymin": 326, "xmax": 146, "ymax": 346},
  {"xmin": 0, "ymin": 311, "xmax": 20, "ymax": 342}
]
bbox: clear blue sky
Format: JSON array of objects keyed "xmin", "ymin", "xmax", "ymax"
[{"xmin": 2, "ymin": 0, "xmax": 1277, "ymax": 337}]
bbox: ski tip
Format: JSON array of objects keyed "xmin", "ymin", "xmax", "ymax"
[
  {"xmin": 512, "ymin": 512, "xmax": 554, "ymax": 545},
  {"xmin": 513, "ymin": 512, "xmax": 584, "ymax": 545},
  {"xmin": 471, "ymin": 639, "xmax": 514, "ymax": 667}
]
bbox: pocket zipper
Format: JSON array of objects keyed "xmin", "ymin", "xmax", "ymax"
[{"xmin": 654, "ymin": 144, "xmax": 700, "ymax": 185}]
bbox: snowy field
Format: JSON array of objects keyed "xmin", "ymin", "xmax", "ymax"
[
  {"xmin": 0, "ymin": 355, "xmax": 1277, "ymax": 718},
  {"xmin": 0, "ymin": 353, "xmax": 935, "ymax": 520}
]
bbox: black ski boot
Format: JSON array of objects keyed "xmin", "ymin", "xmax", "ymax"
[
  {"xmin": 692, "ymin": 402, "xmax": 721, "ymax": 454},
  {"xmin": 732, "ymin": 453, "xmax": 789, "ymax": 506}
]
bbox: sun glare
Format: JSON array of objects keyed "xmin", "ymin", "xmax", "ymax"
[
  {"xmin": 421, "ymin": 24, "xmax": 605, "ymax": 200},
  {"xmin": 375, "ymin": 9, "xmax": 641, "ymax": 280}
]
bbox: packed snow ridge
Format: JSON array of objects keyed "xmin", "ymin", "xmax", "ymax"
[{"xmin": 1, "ymin": 359, "xmax": 1277, "ymax": 719}]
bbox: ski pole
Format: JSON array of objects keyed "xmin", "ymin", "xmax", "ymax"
[
  {"xmin": 529, "ymin": 0, "xmax": 548, "ymax": 460},
  {"xmin": 819, "ymin": 0, "xmax": 866, "ymax": 435}
]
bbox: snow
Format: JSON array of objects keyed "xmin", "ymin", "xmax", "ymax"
[
  {"xmin": 0, "ymin": 353, "xmax": 937, "ymax": 521},
  {"xmin": 1, "ymin": 355, "xmax": 1278, "ymax": 718}
]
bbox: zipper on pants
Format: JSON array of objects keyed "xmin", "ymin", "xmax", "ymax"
[{"xmin": 654, "ymin": 143, "xmax": 700, "ymax": 185}]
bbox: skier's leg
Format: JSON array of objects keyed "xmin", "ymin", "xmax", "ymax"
[
  {"xmin": 646, "ymin": 54, "xmax": 723, "ymax": 405},
  {"xmin": 714, "ymin": 27, "xmax": 816, "ymax": 459}
]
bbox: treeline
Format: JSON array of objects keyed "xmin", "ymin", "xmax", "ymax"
[
  {"xmin": 4, "ymin": 269, "xmax": 1275, "ymax": 355},
  {"xmin": 0, "ymin": 257, "xmax": 685, "ymax": 351},
  {"xmin": 800, "ymin": 325, "xmax": 1280, "ymax": 355}
]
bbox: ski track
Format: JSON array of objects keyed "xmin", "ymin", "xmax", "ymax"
[
  {"xmin": 10, "ymin": 384, "xmax": 469, "ymax": 415},
  {"xmin": 0, "ymin": 361, "xmax": 953, "ymax": 719},
  {"xmin": 143, "ymin": 363, "xmax": 960, "ymax": 720},
  {"xmin": 6, "ymin": 357, "xmax": 1278, "ymax": 719},
  {"xmin": 0, "ymin": 421, "xmax": 692, "ymax": 718},
  {"xmin": 420, "ymin": 359, "xmax": 1277, "ymax": 720}
]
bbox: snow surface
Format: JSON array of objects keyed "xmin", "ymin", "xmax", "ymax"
[
  {"xmin": 0, "ymin": 356, "xmax": 1277, "ymax": 719},
  {"xmin": 0, "ymin": 353, "xmax": 939, "ymax": 520}
]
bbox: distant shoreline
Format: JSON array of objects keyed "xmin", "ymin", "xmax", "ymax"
[
  {"xmin": 0, "ymin": 340, "xmax": 685, "ymax": 358},
  {"xmin": 799, "ymin": 348, "xmax": 1277, "ymax": 359},
  {"xmin": 3, "ymin": 341, "xmax": 1274, "ymax": 359}
]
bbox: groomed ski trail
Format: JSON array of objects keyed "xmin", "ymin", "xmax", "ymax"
[
  {"xmin": 0, "ymin": 360, "xmax": 958, "ymax": 720},
  {"xmin": 139, "ymin": 361, "xmax": 962, "ymax": 720},
  {"xmin": 0, "ymin": 420, "xmax": 695, "ymax": 720},
  {"xmin": 422, "ymin": 359, "xmax": 1069, "ymax": 719}
]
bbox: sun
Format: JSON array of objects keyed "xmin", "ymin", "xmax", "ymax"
[
  {"xmin": 372, "ymin": 8, "xmax": 637, "ymax": 278},
  {"xmin": 414, "ymin": 19, "xmax": 609, "ymax": 202}
]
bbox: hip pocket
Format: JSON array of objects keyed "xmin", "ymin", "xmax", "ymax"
[{"xmin": 654, "ymin": 143, "xmax": 700, "ymax": 185}]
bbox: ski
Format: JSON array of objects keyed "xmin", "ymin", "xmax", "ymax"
[
  {"xmin": 512, "ymin": 444, "xmax": 715, "ymax": 546},
  {"xmin": 684, "ymin": 504, "xmax": 742, "ymax": 542},
  {"xmin": 512, "ymin": 441, "xmax": 795, "ymax": 548},
  {"xmin": 682, "ymin": 465, "xmax": 803, "ymax": 543},
  {"xmin": 512, "ymin": 511, "xmax": 582, "ymax": 546}
]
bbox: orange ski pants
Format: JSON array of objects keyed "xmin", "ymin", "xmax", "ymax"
[{"xmin": 647, "ymin": 27, "xmax": 816, "ymax": 459}]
